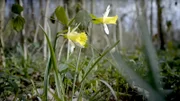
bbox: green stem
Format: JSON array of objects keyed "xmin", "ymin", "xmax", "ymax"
[
  {"xmin": 40, "ymin": 25, "xmax": 65, "ymax": 101},
  {"xmin": 80, "ymin": 41, "xmax": 120, "ymax": 84},
  {"xmin": 43, "ymin": 35, "xmax": 58, "ymax": 101},
  {"xmin": 71, "ymin": 48, "xmax": 82, "ymax": 101},
  {"xmin": 67, "ymin": 40, "xmax": 70, "ymax": 61},
  {"xmin": 58, "ymin": 40, "xmax": 67, "ymax": 61},
  {"xmin": 89, "ymin": 86, "xmax": 104, "ymax": 101}
]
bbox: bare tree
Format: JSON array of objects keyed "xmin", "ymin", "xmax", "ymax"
[
  {"xmin": 34, "ymin": 1, "xmax": 41, "ymax": 43},
  {"xmin": 63, "ymin": 0, "xmax": 74, "ymax": 19},
  {"xmin": 89, "ymin": 0, "xmax": 94, "ymax": 44},
  {"xmin": 17, "ymin": 0, "xmax": 27, "ymax": 60},
  {"xmin": 40, "ymin": 0, "xmax": 50, "ymax": 60},
  {"xmin": 156, "ymin": 0, "xmax": 165, "ymax": 50},
  {"xmin": 0, "ymin": 0, "xmax": 5, "ymax": 68},
  {"xmin": 150, "ymin": 0, "xmax": 153, "ymax": 36},
  {"xmin": 30, "ymin": 0, "xmax": 36, "ymax": 30}
]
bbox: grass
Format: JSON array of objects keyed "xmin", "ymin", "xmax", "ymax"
[
  {"xmin": 1, "ymin": 5, "xmax": 180, "ymax": 101},
  {"xmin": 1, "ymin": 39, "xmax": 180, "ymax": 101}
]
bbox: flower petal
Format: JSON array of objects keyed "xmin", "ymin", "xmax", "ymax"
[
  {"xmin": 103, "ymin": 24, "xmax": 109, "ymax": 35},
  {"xmin": 103, "ymin": 5, "xmax": 110, "ymax": 17},
  {"xmin": 69, "ymin": 40, "xmax": 75, "ymax": 53}
]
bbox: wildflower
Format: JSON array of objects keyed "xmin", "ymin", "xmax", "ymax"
[
  {"xmin": 65, "ymin": 31, "xmax": 87, "ymax": 48},
  {"xmin": 64, "ymin": 26, "xmax": 88, "ymax": 53},
  {"xmin": 91, "ymin": 5, "xmax": 118, "ymax": 35}
]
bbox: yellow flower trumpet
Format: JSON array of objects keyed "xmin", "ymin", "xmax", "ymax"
[
  {"xmin": 64, "ymin": 31, "xmax": 87, "ymax": 48},
  {"xmin": 91, "ymin": 5, "xmax": 118, "ymax": 35},
  {"xmin": 64, "ymin": 25, "xmax": 88, "ymax": 53}
]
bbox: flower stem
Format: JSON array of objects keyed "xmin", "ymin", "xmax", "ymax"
[{"xmin": 71, "ymin": 48, "xmax": 82, "ymax": 100}]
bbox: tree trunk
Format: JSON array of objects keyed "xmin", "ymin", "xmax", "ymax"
[
  {"xmin": 41, "ymin": 0, "xmax": 50, "ymax": 60},
  {"xmin": 156, "ymin": 0, "xmax": 165, "ymax": 50},
  {"xmin": 30, "ymin": 0, "xmax": 36, "ymax": 30},
  {"xmin": 17, "ymin": 0, "xmax": 27, "ymax": 60},
  {"xmin": 34, "ymin": 1, "xmax": 41, "ymax": 43},
  {"xmin": 89, "ymin": 0, "xmax": 94, "ymax": 44},
  {"xmin": 63, "ymin": 0, "xmax": 74, "ymax": 19},
  {"xmin": 0, "ymin": 0, "xmax": 5, "ymax": 68},
  {"xmin": 150, "ymin": 0, "xmax": 153, "ymax": 36}
]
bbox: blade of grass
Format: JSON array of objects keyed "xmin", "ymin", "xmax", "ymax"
[
  {"xmin": 93, "ymin": 89, "xmax": 110, "ymax": 101},
  {"xmin": 112, "ymin": 52, "xmax": 164, "ymax": 101},
  {"xmin": 137, "ymin": 10, "xmax": 161, "ymax": 92},
  {"xmin": 71, "ymin": 48, "xmax": 82, "ymax": 101},
  {"xmin": 43, "ymin": 30, "xmax": 59, "ymax": 101},
  {"xmin": 43, "ymin": 56, "xmax": 51, "ymax": 101},
  {"xmin": 89, "ymin": 85, "xmax": 104, "ymax": 101},
  {"xmin": 77, "ymin": 53, "xmax": 95, "ymax": 101},
  {"xmin": 39, "ymin": 25, "xmax": 65, "ymax": 101},
  {"xmin": 99, "ymin": 79, "xmax": 117, "ymax": 100},
  {"xmin": 80, "ymin": 40, "xmax": 120, "ymax": 84}
]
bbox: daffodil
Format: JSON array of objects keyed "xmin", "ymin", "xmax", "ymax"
[
  {"xmin": 91, "ymin": 5, "xmax": 118, "ymax": 35},
  {"xmin": 64, "ymin": 26, "xmax": 88, "ymax": 53},
  {"xmin": 64, "ymin": 31, "xmax": 87, "ymax": 48}
]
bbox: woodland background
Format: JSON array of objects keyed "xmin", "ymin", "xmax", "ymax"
[{"xmin": 0, "ymin": 0, "xmax": 180, "ymax": 101}]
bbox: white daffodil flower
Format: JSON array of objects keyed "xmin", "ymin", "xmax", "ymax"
[
  {"xmin": 91, "ymin": 5, "xmax": 118, "ymax": 35},
  {"xmin": 64, "ymin": 25, "xmax": 88, "ymax": 53}
]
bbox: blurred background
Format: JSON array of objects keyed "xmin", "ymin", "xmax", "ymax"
[
  {"xmin": 3, "ymin": 0, "xmax": 180, "ymax": 51},
  {"xmin": 1, "ymin": 0, "xmax": 180, "ymax": 101}
]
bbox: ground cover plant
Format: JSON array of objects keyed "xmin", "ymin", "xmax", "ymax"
[{"xmin": 1, "ymin": 1, "xmax": 180, "ymax": 101}]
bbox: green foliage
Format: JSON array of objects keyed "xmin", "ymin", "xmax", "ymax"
[
  {"xmin": 4, "ymin": 4, "xmax": 25, "ymax": 34},
  {"xmin": 99, "ymin": 79, "xmax": 117, "ymax": 100},
  {"xmin": 4, "ymin": 19, "xmax": 14, "ymax": 35},
  {"xmin": 55, "ymin": 6, "xmax": 68, "ymax": 26},
  {"xmin": 75, "ymin": 10, "xmax": 91, "ymax": 31},
  {"xmin": 2, "ymin": 42, "xmax": 180, "ymax": 101},
  {"xmin": 11, "ymin": 4, "xmax": 23, "ymax": 15},
  {"xmin": 40, "ymin": 25, "xmax": 65, "ymax": 101},
  {"xmin": 112, "ymin": 11, "xmax": 165, "ymax": 101},
  {"xmin": 13, "ymin": 15, "xmax": 25, "ymax": 32},
  {"xmin": 0, "ymin": 45, "xmax": 44, "ymax": 100},
  {"xmin": 158, "ymin": 48, "xmax": 180, "ymax": 101},
  {"xmin": 2, "ymin": 3, "xmax": 180, "ymax": 101},
  {"xmin": 0, "ymin": 71, "xmax": 19, "ymax": 97}
]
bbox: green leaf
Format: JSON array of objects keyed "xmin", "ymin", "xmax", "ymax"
[
  {"xmin": 112, "ymin": 52, "xmax": 164, "ymax": 101},
  {"xmin": 68, "ymin": 17, "xmax": 75, "ymax": 26},
  {"xmin": 75, "ymin": 10, "xmax": 91, "ymax": 31},
  {"xmin": 8, "ymin": 80, "xmax": 18, "ymax": 94},
  {"xmin": 11, "ymin": 4, "xmax": 23, "ymax": 15},
  {"xmin": 55, "ymin": 6, "xmax": 68, "ymax": 26},
  {"xmin": 137, "ymin": 11, "xmax": 161, "ymax": 92},
  {"xmin": 39, "ymin": 25, "xmax": 65, "ymax": 101},
  {"xmin": 80, "ymin": 40, "xmax": 120, "ymax": 84},
  {"xmin": 99, "ymin": 80, "xmax": 117, "ymax": 100},
  {"xmin": 13, "ymin": 16, "xmax": 25, "ymax": 32},
  {"xmin": 59, "ymin": 64, "xmax": 68, "ymax": 73}
]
